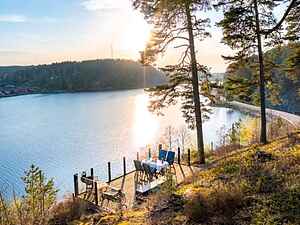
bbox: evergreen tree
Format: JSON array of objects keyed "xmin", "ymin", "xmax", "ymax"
[
  {"xmin": 216, "ymin": 0, "xmax": 298, "ymax": 144},
  {"xmin": 22, "ymin": 165, "xmax": 58, "ymax": 225},
  {"xmin": 133, "ymin": 0, "xmax": 214, "ymax": 164}
]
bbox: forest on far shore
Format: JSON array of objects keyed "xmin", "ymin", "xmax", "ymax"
[
  {"xmin": 0, "ymin": 59, "xmax": 166, "ymax": 96},
  {"xmin": 224, "ymin": 44, "xmax": 300, "ymax": 115}
]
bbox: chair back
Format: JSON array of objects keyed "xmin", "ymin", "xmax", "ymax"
[
  {"xmin": 134, "ymin": 160, "xmax": 143, "ymax": 172},
  {"xmin": 143, "ymin": 163, "xmax": 154, "ymax": 177},
  {"xmin": 158, "ymin": 149, "xmax": 168, "ymax": 161},
  {"xmin": 166, "ymin": 151, "xmax": 175, "ymax": 165},
  {"xmin": 81, "ymin": 176, "xmax": 93, "ymax": 186}
]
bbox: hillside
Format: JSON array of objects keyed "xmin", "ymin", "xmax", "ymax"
[
  {"xmin": 74, "ymin": 132, "xmax": 300, "ymax": 225},
  {"xmin": 0, "ymin": 59, "xmax": 166, "ymax": 97},
  {"xmin": 224, "ymin": 43, "xmax": 300, "ymax": 115}
]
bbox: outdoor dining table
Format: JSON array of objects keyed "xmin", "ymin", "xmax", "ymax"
[{"xmin": 142, "ymin": 159, "xmax": 169, "ymax": 172}]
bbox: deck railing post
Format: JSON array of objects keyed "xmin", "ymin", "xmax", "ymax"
[
  {"xmin": 73, "ymin": 174, "xmax": 79, "ymax": 197},
  {"xmin": 148, "ymin": 148, "xmax": 151, "ymax": 159},
  {"xmin": 108, "ymin": 162, "xmax": 111, "ymax": 183},
  {"xmin": 158, "ymin": 144, "xmax": 162, "ymax": 151},
  {"xmin": 137, "ymin": 152, "xmax": 139, "ymax": 160},
  {"xmin": 123, "ymin": 157, "xmax": 126, "ymax": 176},
  {"xmin": 188, "ymin": 149, "xmax": 191, "ymax": 166},
  {"xmin": 177, "ymin": 147, "xmax": 181, "ymax": 164},
  {"xmin": 211, "ymin": 142, "xmax": 214, "ymax": 152},
  {"xmin": 94, "ymin": 181, "xmax": 98, "ymax": 205},
  {"xmin": 90, "ymin": 168, "xmax": 94, "ymax": 179}
]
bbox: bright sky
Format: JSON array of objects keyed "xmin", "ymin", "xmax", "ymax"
[{"xmin": 0, "ymin": 0, "xmax": 287, "ymax": 72}]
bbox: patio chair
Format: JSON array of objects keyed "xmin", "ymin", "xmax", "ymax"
[
  {"xmin": 158, "ymin": 149, "xmax": 168, "ymax": 161},
  {"xmin": 142, "ymin": 163, "xmax": 158, "ymax": 181},
  {"xmin": 101, "ymin": 185, "xmax": 127, "ymax": 210},
  {"xmin": 166, "ymin": 151, "xmax": 176, "ymax": 172},
  {"xmin": 134, "ymin": 160, "xmax": 146, "ymax": 183},
  {"xmin": 81, "ymin": 173, "xmax": 94, "ymax": 199}
]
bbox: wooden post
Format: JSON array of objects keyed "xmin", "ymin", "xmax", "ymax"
[
  {"xmin": 108, "ymin": 162, "xmax": 111, "ymax": 183},
  {"xmin": 94, "ymin": 181, "xmax": 98, "ymax": 205},
  {"xmin": 177, "ymin": 147, "xmax": 181, "ymax": 164},
  {"xmin": 211, "ymin": 142, "xmax": 214, "ymax": 151},
  {"xmin": 73, "ymin": 174, "xmax": 79, "ymax": 197},
  {"xmin": 158, "ymin": 144, "xmax": 162, "ymax": 150},
  {"xmin": 137, "ymin": 152, "xmax": 139, "ymax": 160},
  {"xmin": 188, "ymin": 149, "xmax": 191, "ymax": 166},
  {"xmin": 123, "ymin": 157, "xmax": 126, "ymax": 176},
  {"xmin": 148, "ymin": 148, "xmax": 151, "ymax": 159},
  {"xmin": 90, "ymin": 168, "xmax": 94, "ymax": 179}
]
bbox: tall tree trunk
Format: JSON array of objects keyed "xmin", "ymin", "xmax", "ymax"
[
  {"xmin": 185, "ymin": 3, "xmax": 205, "ymax": 164},
  {"xmin": 254, "ymin": 0, "xmax": 267, "ymax": 144}
]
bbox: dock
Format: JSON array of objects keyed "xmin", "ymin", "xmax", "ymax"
[
  {"xmin": 109, "ymin": 163, "xmax": 200, "ymax": 208},
  {"xmin": 73, "ymin": 148, "xmax": 201, "ymax": 211}
]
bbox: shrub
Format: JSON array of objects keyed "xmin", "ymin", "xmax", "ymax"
[
  {"xmin": 184, "ymin": 185, "xmax": 244, "ymax": 224},
  {"xmin": 184, "ymin": 193, "xmax": 208, "ymax": 222},
  {"xmin": 49, "ymin": 197, "xmax": 92, "ymax": 225},
  {"xmin": 222, "ymin": 161, "xmax": 240, "ymax": 175}
]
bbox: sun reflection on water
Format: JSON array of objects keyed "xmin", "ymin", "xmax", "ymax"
[{"xmin": 133, "ymin": 94, "xmax": 159, "ymax": 148}]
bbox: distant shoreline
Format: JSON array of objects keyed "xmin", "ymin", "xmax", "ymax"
[{"xmin": 0, "ymin": 87, "xmax": 147, "ymax": 99}]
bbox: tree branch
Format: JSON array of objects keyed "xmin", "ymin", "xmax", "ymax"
[{"xmin": 261, "ymin": 0, "xmax": 298, "ymax": 35}]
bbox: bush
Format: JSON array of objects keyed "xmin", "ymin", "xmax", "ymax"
[
  {"xmin": 49, "ymin": 197, "xmax": 92, "ymax": 225},
  {"xmin": 184, "ymin": 185, "xmax": 244, "ymax": 224},
  {"xmin": 184, "ymin": 193, "xmax": 208, "ymax": 222},
  {"xmin": 222, "ymin": 161, "xmax": 240, "ymax": 175}
]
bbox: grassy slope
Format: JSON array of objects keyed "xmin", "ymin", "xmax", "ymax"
[{"xmin": 74, "ymin": 132, "xmax": 300, "ymax": 225}]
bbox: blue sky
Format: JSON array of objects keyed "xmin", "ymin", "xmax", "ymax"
[{"xmin": 0, "ymin": 0, "xmax": 288, "ymax": 72}]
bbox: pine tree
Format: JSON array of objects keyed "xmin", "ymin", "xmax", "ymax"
[
  {"xmin": 216, "ymin": 0, "xmax": 298, "ymax": 144},
  {"xmin": 133, "ymin": 0, "xmax": 214, "ymax": 164},
  {"xmin": 285, "ymin": 1, "xmax": 300, "ymax": 86},
  {"xmin": 22, "ymin": 165, "xmax": 58, "ymax": 225}
]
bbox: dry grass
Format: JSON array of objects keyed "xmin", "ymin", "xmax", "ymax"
[{"xmin": 98, "ymin": 131, "xmax": 300, "ymax": 225}]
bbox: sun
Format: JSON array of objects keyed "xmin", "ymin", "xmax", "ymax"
[{"xmin": 119, "ymin": 17, "xmax": 151, "ymax": 58}]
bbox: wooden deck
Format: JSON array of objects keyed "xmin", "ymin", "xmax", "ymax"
[
  {"xmin": 108, "ymin": 164, "xmax": 200, "ymax": 208},
  {"xmin": 75, "ymin": 163, "xmax": 201, "ymax": 211}
]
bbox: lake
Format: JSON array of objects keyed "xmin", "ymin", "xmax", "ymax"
[{"xmin": 0, "ymin": 89, "xmax": 247, "ymax": 197}]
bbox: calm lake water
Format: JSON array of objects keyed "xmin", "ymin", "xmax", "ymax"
[{"xmin": 0, "ymin": 89, "xmax": 247, "ymax": 197}]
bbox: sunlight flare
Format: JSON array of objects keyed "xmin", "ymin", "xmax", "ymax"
[{"xmin": 133, "ymin": 94, "xmax": 159, "ymax": 148}]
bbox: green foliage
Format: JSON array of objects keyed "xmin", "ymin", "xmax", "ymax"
[
  {"xmin": 286, "ymin": 2, "xmax": 300, "ymax": 41},
  {"xmin": 160, "ymin": 172, "xmax": 176, "ymax": 196},
  {"xmin": 0, "ymin": 59, "xmax": 166, "ymax": 92},
  {"xmin": 0, "ymin": 165, "xmax": 58, "ymax": 225},
  {"xmin": 224, "ymin": 44, "xmax": 300, "ymax": 114},
  {"xmin": 222, "ymin": 161, "xmax": 240, "ymax": 175},
  {"xmin": 22, "ymin": 164, "xmax": 58, "ymax": 221},
  {"xmin": 133, "ymin": 0, "xmax": 216, "ymax": 164}
]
